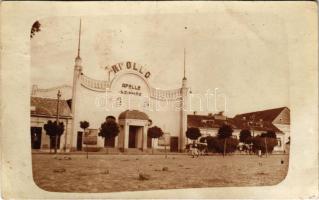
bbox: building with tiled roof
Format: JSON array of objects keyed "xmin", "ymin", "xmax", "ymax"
[
  {"xmin": 30, "ymin": 97, "xmax": 73, "ymax": 151},
  {"xmin": 187, "ymin": 107, "xmax": 290, "ymax": 152},
  {"xmin": 31, "ymin": 97, "xmax": 72, "ymax": 118},
  {"xmin": 233, "ymin": 107, "xmax": 290, "ymax": 125},
  {"xmin": 233, "ymin": 107, "xmax": 290, "ymax": 152}
]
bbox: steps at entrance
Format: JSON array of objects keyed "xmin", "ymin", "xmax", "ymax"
[{"xmin": 99, "ymin": 148, "xmax": 122, "ymax": 154}]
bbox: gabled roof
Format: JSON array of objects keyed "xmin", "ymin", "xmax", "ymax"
[
  {"xmin": 118, "ymin": 110, "xmax": 149, "ymax": 120},
  {"xmin": 187, "ymin": 113, "xmax": 282, "ymax": 133},
  {"xmin": 187, "ymin": 115, "xmax": 236, "ymax": 129},
  {"xmin": 233, "ymin": 107, "xmax": 288, "ymax": 122},
  {"xmin": 31, "ymin": 97, "xmax": 72, "ymax": 118},
  {"xmin": 231, "ymin": 118, "xmax": 282, "ymax": 132}
]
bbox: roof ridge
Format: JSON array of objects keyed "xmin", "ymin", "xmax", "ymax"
[{"xmin": 235, "ymin": 107, "xmax": 288, "ymax": 117}]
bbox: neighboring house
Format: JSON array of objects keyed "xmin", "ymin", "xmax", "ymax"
[
  {"xmin": 187, "ymin": 107, "xmax": 290, "ymax": 153},
  {"xmin": 30, "ymin": 97, "xmax": 72, "ymax": 152},
  {"xmin": 187, "ymin": 112, "xmax": 234, "ymax": 139},
  {"xmin": 233, "ymin": 107, "xmax": 290, "ymax": 152}
]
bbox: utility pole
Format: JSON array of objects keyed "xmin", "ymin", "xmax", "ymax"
[
  {"xmin": 264, "ymin": 137, "xmax": 268, "ymax": 157},
  {"xmin": 55, "ymin": 90, "xmax": 61, "ymax": 154},
  {"xmin": 64, "ymin": 119, "xmax": 68, "ymax": 153}
]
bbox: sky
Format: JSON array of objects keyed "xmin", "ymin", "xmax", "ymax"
[{"xmin": 31, "ymin": 12, "xmax": 289, "ymax": 117}]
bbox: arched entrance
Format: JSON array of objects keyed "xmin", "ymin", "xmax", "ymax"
[{"xmin": 118, "ymin": 110, "xmax": 150, "ymax": 152}]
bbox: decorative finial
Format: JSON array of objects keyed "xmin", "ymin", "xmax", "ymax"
[
  {"xmin": 183, "ymin": 48, "xmax": 187, "ymax": 80},
  {"xmin": 77, "ymin": 19, "xmax": 82, "ymax": 58}
]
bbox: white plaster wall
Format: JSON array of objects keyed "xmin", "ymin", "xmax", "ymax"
[
  {"xmin": 274, "ymin": 124, "xmax": 290, "ymax": 144},
  {"xmin": 274, "ymin": 133, "xmax": 285, "ymax": 151},
  {"xmin": 73, "ymin": 72, "xmax": 182, "ymax": 149},
  {"xmin": 31, "ymin": 116, "xmax": 72, "ymax": 151}
]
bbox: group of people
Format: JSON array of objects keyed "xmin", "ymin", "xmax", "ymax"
[{"xmin": 186, "ymin": 143, "xmax": 208, "ymax": 158}]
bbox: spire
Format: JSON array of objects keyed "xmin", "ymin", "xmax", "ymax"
[
  {"xmin": 183, "ymin": 48, "xmax": 187, "ymax": 80},
  {"xmin": 77, "ymin": 19, "xmax": 82, "ymax": 59},
  {"xmin": 75, "ymin": 19, "xmax": 82, "ymax": 69}
]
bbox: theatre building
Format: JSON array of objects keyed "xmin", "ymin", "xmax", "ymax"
[
  {"xmin": 69, "ymin": 51, "xmax": 190, "ymax": 152},
  {"xmin": 31, "ymin": 44, "xmax": 190, "ymax": 152}
]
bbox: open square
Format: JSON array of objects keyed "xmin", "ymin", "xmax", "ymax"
[{"xmin": 32, "ymin": 154, "xmax": 289, "ymax": 192}]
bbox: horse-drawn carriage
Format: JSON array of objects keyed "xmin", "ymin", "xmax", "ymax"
[{"xmin": 185, "ymin": 142, "xmax": 208, "ymax": 157}]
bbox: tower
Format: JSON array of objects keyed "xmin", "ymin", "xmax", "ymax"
[
  {"xmin": 70, "ymin": 20, "xmax": 83, "ymax": 151},
  {"xmin": 180, "ymin": 48, "xmax": 189, "ymax": 151}
]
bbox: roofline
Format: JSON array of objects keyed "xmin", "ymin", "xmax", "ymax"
[
  {"xmin": 31, "ymin": 114, "xmax": 72, "ymax": 119},
  {"xmin": 187, "ymin": 114, "xmax": 215, "ymax": 118},
  {"xmin": 194, "ymin": 125, "xmax": 283, "ymax": 133},
  {"xmin": 234, "ymin": 106, "xmax": 289, "ymax": 117}
]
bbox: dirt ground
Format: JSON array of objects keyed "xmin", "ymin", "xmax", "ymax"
[{"xmin": 32, "ymin": 154, "xmax": 289, "ymax": 193}]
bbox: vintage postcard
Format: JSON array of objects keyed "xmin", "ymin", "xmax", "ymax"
[{"xmin": 1, "ymin": 1, "xmax": 318, "ymax": 199}]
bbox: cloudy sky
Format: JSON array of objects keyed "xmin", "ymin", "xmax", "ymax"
[{"xmin": 31, "ymin": 10, "xmax": 290, "ymax": 117}]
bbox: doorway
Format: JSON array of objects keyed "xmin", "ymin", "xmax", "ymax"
[
  {"xmin": 31, "ymin": 127, "xmax": 42, "ymax": 149},
  {"xmin": 170, "ymin": 136, "xmax": 179, "ymax": 152},
  {"xmin": 77, "ymin": 131, "xmax": 83, "ymax": 151},
  {"xmin": 129, "ymin": 126, "xmax": 139, "ymax": 148}
]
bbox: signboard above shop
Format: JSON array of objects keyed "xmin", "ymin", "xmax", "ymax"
[
  {"xmin": 158, "ymin": 132, "xmax": 170, "ymax": 146},
  {"xmin": 83, "ymin": 129, "xmax": 98, "ymax": 145}
]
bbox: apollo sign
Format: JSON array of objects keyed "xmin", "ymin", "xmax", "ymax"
[{"xmin": 111, "ymin": 61, "xmax": 151, "ymax": 79}]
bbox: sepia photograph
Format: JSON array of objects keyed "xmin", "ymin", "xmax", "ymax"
[
  {"xmin": 30, "ymin": 14, "xmax": 290, "ymax": 193},
  {"xmin": 1, "ymin": 1, "xmax": 317, "ymax": 199}
]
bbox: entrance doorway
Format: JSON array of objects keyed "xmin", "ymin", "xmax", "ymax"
[
  {"xmin": 170, "ymin": 136, "xmax": 179, "ymax": 152},
  {"xmin": 77, "ymin": 131, "xmax": 83, "ymax": 151},
  {"xmin": 31, "ymin": 127, "xmax": 42, "ymax": 149},
  {"xmin": 129, "ymin": 126, "xmax": 138, "ymax": 148}
]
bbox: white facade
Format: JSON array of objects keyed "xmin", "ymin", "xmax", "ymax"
[{"xmin": 71, "ymin": 55, "xmax": 190, "ymax": 152}]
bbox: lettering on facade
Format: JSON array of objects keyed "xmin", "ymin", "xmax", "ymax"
[
  {"xmin": 120, "ymin": 83, "xmax": 142, "ymax": 96},
  {"xmin": 111, "ymin": 61, "xmax": 151, "ymax": 79}
]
